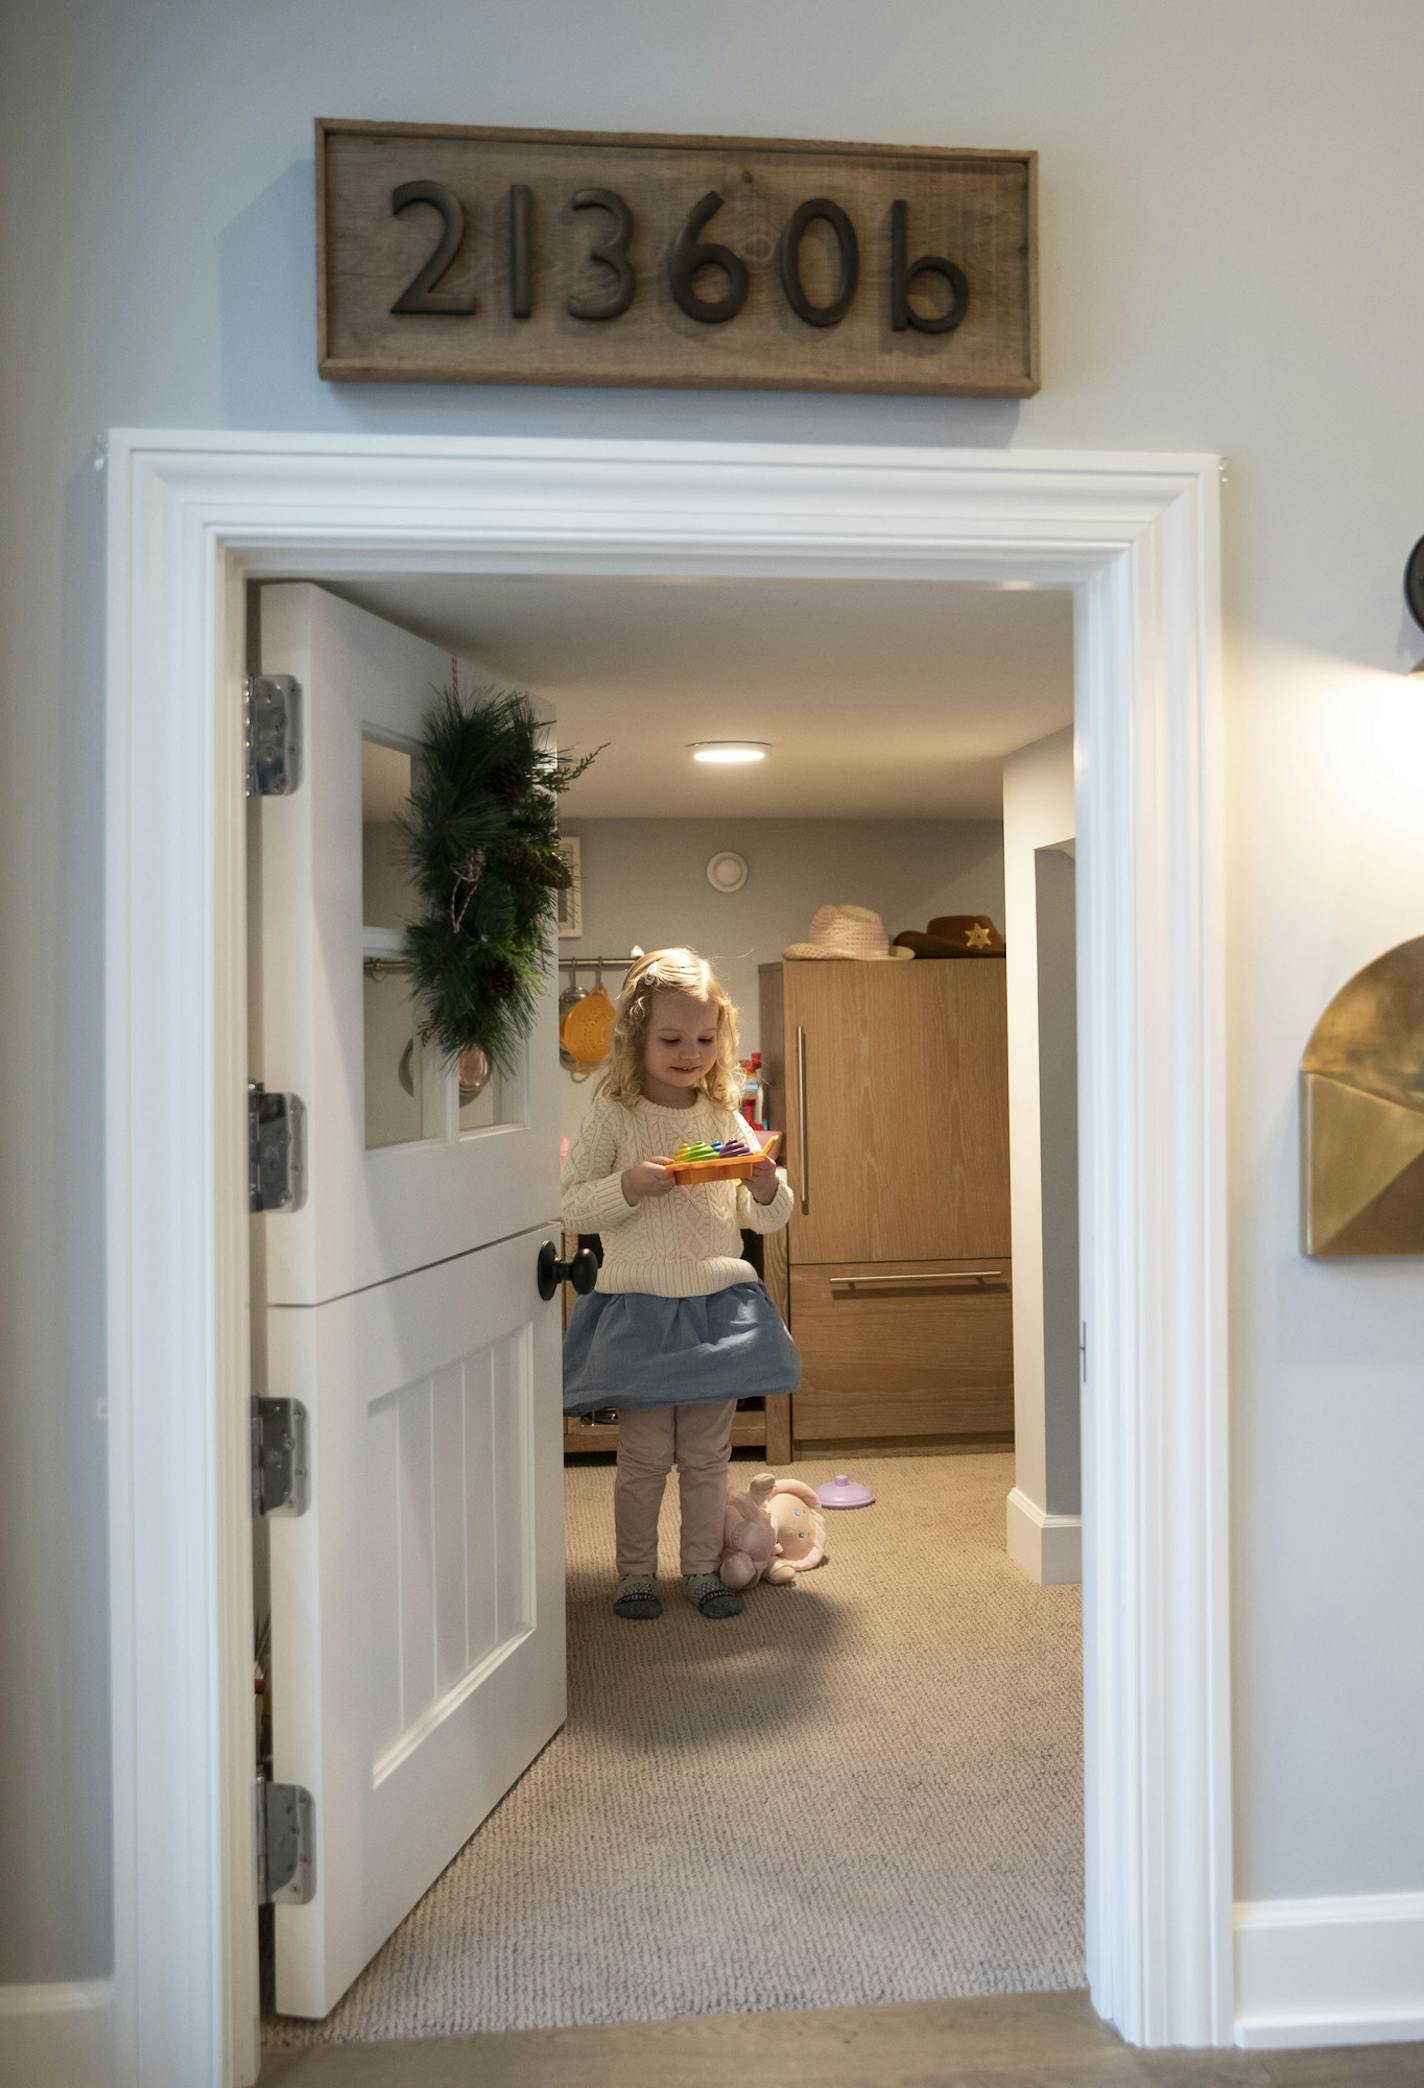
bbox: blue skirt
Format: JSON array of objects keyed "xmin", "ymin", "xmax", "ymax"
[{"xmin": 562, "ymin": 1281, "xmax": 801, "ymax": 1416}]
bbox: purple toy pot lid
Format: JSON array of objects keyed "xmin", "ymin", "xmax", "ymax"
[{"xmin": 816, "ymin": 1472, "xmax": 876, "ymax": 1509}]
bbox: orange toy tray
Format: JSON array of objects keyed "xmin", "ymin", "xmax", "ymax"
[{"xmin": 666, "ymin": 1132, "xmax": 780, "ymax": 1185}]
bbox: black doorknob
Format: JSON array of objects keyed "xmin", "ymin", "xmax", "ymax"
[{"xmin": 536, "ymin": 1240, "xmax": 599, "ymax": 1302}]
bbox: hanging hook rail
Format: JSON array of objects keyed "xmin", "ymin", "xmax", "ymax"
[
  {"xmin": 559, "ymin": 954, "xmax": 642, "ymax": 978},
  {"xmin": 363, "ymin": 951, "xmax": 644, "ymax": 981}
]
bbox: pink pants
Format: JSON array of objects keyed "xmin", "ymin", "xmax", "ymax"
[{"xmin": 613, "ymin": 1399, "xmax": 738, "ymax": 1578}]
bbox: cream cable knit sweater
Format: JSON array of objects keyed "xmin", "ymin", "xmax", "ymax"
[{"xmin": 561, "ymin": 1093, "xmax": 793, "ymax": 1299}]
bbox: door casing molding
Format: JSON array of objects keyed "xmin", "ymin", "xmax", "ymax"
[{"xmin": 105, "ymin": 431, "xmax": 1228, "ymax": 2087}]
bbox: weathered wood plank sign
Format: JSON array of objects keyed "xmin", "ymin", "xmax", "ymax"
[{"xmin": 317, "ymin": 122, "xmax": 1038, "ymax": 396}]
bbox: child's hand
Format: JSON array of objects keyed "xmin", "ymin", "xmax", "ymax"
[
  {"xmin": 748, "ymin": 1153, "xmax": 780, "ymax": 1205},
  {"xmin": 622, "ymin": 1158, "xmax": 676, "ymax": 1205}
]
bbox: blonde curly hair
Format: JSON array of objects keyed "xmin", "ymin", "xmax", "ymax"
[{"xmin": 598, "ymin": 948, "xmax": 742, "ymax": 1111}]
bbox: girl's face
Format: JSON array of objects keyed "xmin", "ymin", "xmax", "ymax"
[{"xmin": 642, "ymin": 990, "xmax": 720, "ymax": 1105}]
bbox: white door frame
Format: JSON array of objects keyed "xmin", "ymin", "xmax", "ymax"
[{"xmin": 104, "ymin": 430, "xmax": 1227, "ymax": 2088}]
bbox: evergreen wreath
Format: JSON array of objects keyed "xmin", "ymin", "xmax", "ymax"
[{"xmin": 398, "ymin": 684, "xmax": 602, "ymax": 1071}]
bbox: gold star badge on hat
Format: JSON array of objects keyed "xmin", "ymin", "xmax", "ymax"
[{"xmin": 965, "ymin": 923, "xmax": 993, "ymax": 950}]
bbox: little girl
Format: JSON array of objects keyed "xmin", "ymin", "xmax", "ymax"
[{"xmin": 561, "ymin": 948, "xmax": 800, "ymax": 1620}]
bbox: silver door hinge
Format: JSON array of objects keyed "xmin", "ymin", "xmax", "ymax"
[
  {"xmin": 252, "ymin": 1396, "xmax": 310, "ymax": 1518},
  {"xmin": 256, "ymin": 1779, "xmax": 316, "ymax": 1905},
  {"xmin": 249, "ymin": 1082, "xmax": 305, "ymax": 1212},
  {"xmin": 245, "ymin": 674, "xmax": 301, "ymax": 798}
]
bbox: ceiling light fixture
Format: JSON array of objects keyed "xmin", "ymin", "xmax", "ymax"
[{"xmin": 690, "ymin": 741, "xmax": 770, "ymax": 764}]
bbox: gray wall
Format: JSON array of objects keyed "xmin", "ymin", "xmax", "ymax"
[
  {"xmin": 1034, "ymin": 849, "xmax": 1079, "ymax": 1518},
  {"xmin": 1001, "ymin": 731, "xmax": 1075, "ymax": 1525},
  {"xmin": 557, "ymin": 817, "xmax": 1005, "ymax": 1147},
  {"xmin": 5, "ymin": 0, "xmax": 1424, "ymax": 1998}
]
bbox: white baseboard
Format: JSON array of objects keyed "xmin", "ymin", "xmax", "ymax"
[
  {"xmin": 1235, "ymin": 1892, "xmax": 1424, "ymax": 2048},
  {"xmin": 1006, "ymin": 1486, "xmax": 1082, "ymax": 1585},
  {"xmin": 0, "ymin": 1980, "xmax": 111, "ymax": 2086}
]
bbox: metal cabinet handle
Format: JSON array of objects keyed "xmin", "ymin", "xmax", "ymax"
[
  {"xmin": 828, "ymin": 1269, "xmax": 1005, "ymax": 1288},
  {"xmin": 796, "ymin": 1024, "xmax": 809, "ymax": 1215}
]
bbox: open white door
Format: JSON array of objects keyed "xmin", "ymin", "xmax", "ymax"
[{"xmin": 253, "ymin": 583, "xmax": 567, "ymax": 2019}]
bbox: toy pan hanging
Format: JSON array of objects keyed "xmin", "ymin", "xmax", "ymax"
[{"xmin": 666, "ymin": 1132, "xmax": 781, "ymax": 1185}]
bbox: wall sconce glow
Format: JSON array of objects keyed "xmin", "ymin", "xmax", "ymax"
[
  {"xmin": 1406, "ymin": 536, "xmax": 1424, "ymax": 675},
  {"xmin": 690, "ymin": 742, "xmax": 770, "ymax": 764}
]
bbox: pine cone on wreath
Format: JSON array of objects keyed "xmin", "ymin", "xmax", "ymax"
[
  {"xmin": 501, "ymin": 837, "xmax": 572, "ymax": 889},
  {"xmin": 488, "ymin": 754, "xmax": 529, "ymax": 802},
  {"xmin": 480, "ymin": 958, "xmax": 517, "ymax": 1001}
]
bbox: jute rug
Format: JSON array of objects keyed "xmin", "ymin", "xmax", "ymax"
[{"xmin": 266, "ymin": 1451, "xmax": 1083, "ymax": 2044}]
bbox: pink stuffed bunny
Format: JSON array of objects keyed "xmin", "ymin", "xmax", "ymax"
[
  {"xmin": 721, "ymin": 1471, "xmax": 829, "ymax": 1587},
  {"xmin": 720, "ymin": 1471, "xmax": 797, "ymax": 1588},
  {"xmin": 765, "ymin": 1477, "xmax": 827, "ymax": 1572}
]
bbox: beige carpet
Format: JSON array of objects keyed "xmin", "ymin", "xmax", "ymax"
[{"xmin": 266, "ymin": 1451, "xmax": 1083, "ymax": 2044}]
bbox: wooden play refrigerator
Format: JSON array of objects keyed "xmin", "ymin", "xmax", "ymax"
[{"xmin": 758, "ymin": 956, "xmax": 1013, "ymax": 1455}]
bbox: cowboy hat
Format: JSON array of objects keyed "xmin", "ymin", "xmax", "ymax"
[
  {"xmin": 893, "ymin": 915, "xmax": 1006, "ymax": 959},
  {"xmin": 784, "ymin": 904, "xmax": 915, "ymax": 962}
]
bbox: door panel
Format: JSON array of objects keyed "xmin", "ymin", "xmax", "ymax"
[
  {"xmin": 785, "ymin": 961, "xmax": 1010, "ymax": 1264},
  {"xmin": 790, "ymin": 1256, "xmax": 1014, "ymax": 1441},
  {"xmin": 255, "ymin": 583, "xmax": 567, "ymax": 2021},
  {"xmin": 268, "ymin": 1232, "xmax": 565, "ymax": 2018},
  {"xmin": 952, "ymin": 964, "xmax": 1013, "ymax": 1251},
  {"xmin": 257, "ymin": 582, "xmax": 559, "ymax": 1304}
]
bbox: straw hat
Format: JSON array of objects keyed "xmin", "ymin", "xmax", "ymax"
[{"xmin": 783, "ymin": 904, "xmax": 915, "ymax": 962}]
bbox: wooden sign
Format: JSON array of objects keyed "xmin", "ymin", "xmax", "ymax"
[{"xmin": 317, "ymin": 122, "xmax": 1037, "ymax": 397}]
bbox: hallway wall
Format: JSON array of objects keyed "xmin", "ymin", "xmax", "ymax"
[
  {"xmin": 556, "ymin": 816, "xmax": 1006, "ymax": 1149},
  {"xmin": 1001, "ymin": 731, "xmax": 1078, "ymax": 1582},
  {"xmin": 4, "ymin": 0, "xmax": 1424, "ymax": 2041}
]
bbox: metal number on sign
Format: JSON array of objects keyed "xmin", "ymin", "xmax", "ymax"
[{"xmin": 389, "ymin": 182, "xmax": 969, "ymax": 333}]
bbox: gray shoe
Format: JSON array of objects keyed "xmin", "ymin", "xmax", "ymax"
[
  {"xmin": 684, "ymin": 1572, "xmax": 743, "ymax": 1619},
  {"xmin": 613, "ymin": 1575, "xmax": 661, "ymax": 1620}
]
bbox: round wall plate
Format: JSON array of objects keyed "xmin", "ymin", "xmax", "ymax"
[
  {"xmin": 1406, "ymin": 536, "xmax": 1424, "ymax": 634},
  {"xmin": 706, "ymin": 850, "xmax": 748, "ymax": 893}
]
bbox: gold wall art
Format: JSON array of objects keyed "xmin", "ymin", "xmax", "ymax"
[{"xmin": 1300, "ymin": 934, "xmax": 1424, "ymax": 1256}]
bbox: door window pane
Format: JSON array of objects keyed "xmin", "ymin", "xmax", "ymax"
[
  {"xmin": 365, "ymin": 969, "xmax": 443, "ymax": 1149},
  {"xmin": 363, "ymin": 739, "xmax": 415, "ymax": 933},
  {"xmin": 457, "ymin": 1045, "xmax": 508, "ymax": 1134},
  {"xmin": 458, "ymin": 1020, "xmax": 536, "ymax": 1134}
]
